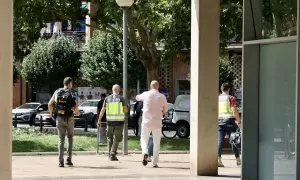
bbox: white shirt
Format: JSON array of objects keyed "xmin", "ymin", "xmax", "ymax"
[{"xmin": 136, "ymin": 89, "xmax": 168, "ymax": 129}]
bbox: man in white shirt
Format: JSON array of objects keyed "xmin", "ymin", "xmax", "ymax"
[{"xmin": 136, "ymin": 80, "xmax": 168, "ymax": 168}]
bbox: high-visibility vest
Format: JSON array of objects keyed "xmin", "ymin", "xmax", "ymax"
[
  {"xmin": 218, "ymin": 94, "xmax": 234, "ymax": 118},
  {"xmin": 106, "ymin": 101, "xmax": 124, "ymax": 122}
]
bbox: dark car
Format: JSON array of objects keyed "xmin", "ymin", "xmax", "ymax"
[
  {"xmin": 35, "ymin": 109, "xmax": 94, "ymax": 128},
  {"xmin": 74, "ymin": 110, "xmax": 94, "ymax": 128},
  {"xmin": 12, "ymin": 103, "xmax": 48, "ymax": 126}
]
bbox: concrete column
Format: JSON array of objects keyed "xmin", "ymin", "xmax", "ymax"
[
  {"xmin": 190, "ymin": 0, "xmax": 219, "ymax": 176},
  {"xmin": 0, "ymin": 0, "xmax": 13, "ymax": 179}
]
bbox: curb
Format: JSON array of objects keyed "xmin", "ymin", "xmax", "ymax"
[{"xmin": 12, "ymin": 151, "xmax": 190, "ymax": 156}]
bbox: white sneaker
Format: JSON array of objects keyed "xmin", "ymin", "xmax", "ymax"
[
  {"xmin": 218, "ymin": 158, "xmax": 224, "ymax": 167},
  {"xmin": 147, "ymin": 156, "xmax": 152, "ymax": 162},
  {"xmin": 236, "ymin": 157, "xmax": 241, "ymax": 166}
]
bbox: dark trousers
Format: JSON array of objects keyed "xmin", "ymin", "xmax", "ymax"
[
  {"xmin": 106, "ymin": 125, "xmax": 123, "ymax": 156},
  {"xmin": 218, "ymin": 124, "xmax": 240, "ymax": 158}
]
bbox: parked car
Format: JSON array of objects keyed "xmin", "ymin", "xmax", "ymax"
[
  {"xmin": 172, "ymin": 95, "xmax": 190, "ymax": 138},
  {"xmin": 74, "ymin": 110, "xmax": 95, "ymax": 128},
  {"xmin": 78, "ymin": 99, "xmax": 100, "ymax": 128},
  {"xmin": 12, "ymin": 103, "xmax": 48, "ymax": 126},
  {"xmin": 35, "ymin": 111, "xmax": 56, "ymax": 127}
]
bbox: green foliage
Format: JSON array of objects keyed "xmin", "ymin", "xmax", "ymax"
[
  {"xmin": 89, "ymin": 0, "xmax": 192, "ymax": 83},
  {"xmin": 262, "ymin": 0, "xmax": 297, "ymax": 38},
  {"xmin": 21, "ymin": 36, "xmax": 80, "ymax": 89},
  {"xmin": 220, "ymin": 0, "xmax": 243, "ymax": 48},
  {"xmin": 14, "ymin": 0, "xmax": 86, "ymax": 79},
  {"xmin": 80, "ymin": 31, "xmax": 146, "ymax": 90},
  {"xmin": 219, "ymin": 56, "xmax": 234, "ymax": 87}
]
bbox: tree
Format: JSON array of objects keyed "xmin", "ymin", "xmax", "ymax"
[
  {"xmin": 14, "ymin": 0, "xmax": 85, "ymax": 81},
  {"xmin": 219, "ymin": 56, "xmax": 234, "ymax": 87},
  {"xmin": 220, "ymin": 0, "xmax": 243, "ymax": 48},
  {"xmin": 21, "ymin": 36, "xmax": 80, "ymax": 91},
  {"xmin": 87, "ymin": 0, "xmax": 191, "ymax": 86},
  {"xmin": 80, "ymin": 30, "xmax": 146, "ymax": 90},
  {"xmin": 87, "ymin": 0, "xmax": 246, "ymax": 85},
  {"xmin": 262, "ymin": 0, "xmax": 297, "ymax": 38}
]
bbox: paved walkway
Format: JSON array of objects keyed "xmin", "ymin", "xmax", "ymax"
[{"xmin": 13, "ymin": 154, "xmax": 241, "ymax": 180}]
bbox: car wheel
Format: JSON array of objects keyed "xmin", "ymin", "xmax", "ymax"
[{"xmin": 176, "ymin": 122, "xmax": 190, "ymax": 138}]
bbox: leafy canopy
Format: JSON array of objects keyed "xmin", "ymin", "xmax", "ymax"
[
  {"xmin": 14, "ymin": 0, "xmax": 85, "ymax": 81},
  {"xmin": 80, "ymin": 30, "xmax": 146, "ymax": 90},
  {"xmin": 22, "ymin": 36, "xmax": 80, "ymax": 90}
]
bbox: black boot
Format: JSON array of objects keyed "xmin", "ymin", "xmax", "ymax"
[{"xmin": 65, "ymin": 158, "xmax": 73, "ymax": 166}]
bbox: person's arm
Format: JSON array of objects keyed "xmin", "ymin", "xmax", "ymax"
[
  {"xmin": 98, "ymin": 100, "xmax": 106, "ymax": 127},
  {"xmin": 230, "ymin": 96, "xmax": 241, "ymax": 125},
  {"xmin": 48, "ymin": 91, "xmax": 57, "ymax": 116},
  {"xmin": 48, "ymin": 97, "xmax": 55, "ymax": 116},
  {"xmin": 135, "ymin": 93, "xmax": 144, "ymax": 101},
  {"xmin": 74, "ymin": 103, "xmax": 80, "ymax": 116},
  {"xmin": 97, "ymin": 101, "xmax": 102, "ymax": 117},
  {"xmin": 162, "ymin": 96, "xmax": 168, "ymax": 115}
]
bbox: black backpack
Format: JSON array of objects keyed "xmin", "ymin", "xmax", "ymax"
[{"xmin": 55, "ymin": 89, "xmax": 76, "ymax": 117}]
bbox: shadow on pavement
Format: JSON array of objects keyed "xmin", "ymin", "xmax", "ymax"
[{"xmin": 71, "ymin": 166, "xmax": 121, "ymax": 170}]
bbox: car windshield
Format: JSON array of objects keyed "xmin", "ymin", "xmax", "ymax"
[
  {"xmin": 80, "ymin": 101, "xmax": 98, "ymax": 107},
  {"xmin": 18, "ymin": 104, "xmax": 40, "ymax": 109}
]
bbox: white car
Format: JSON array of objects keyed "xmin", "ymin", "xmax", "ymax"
[
  {"xmin": 78, "ymin": 99, "xmax": 100, "ymax": 128},
  {"xmin": 172, "ymin": 95, "xmax": 190, "ymax": 138}
]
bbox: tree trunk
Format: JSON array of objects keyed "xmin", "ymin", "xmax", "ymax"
[{"xmin": 146, "ymin": 65, "xmax": 160, "ymax": 89}]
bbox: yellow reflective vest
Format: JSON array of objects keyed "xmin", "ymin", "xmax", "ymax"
[
  {"xmin": 218, "ymin": 94, "xmax": 234, "ymax": 119},
  {"xmin": 106, "ymin": 101, "xmax": 124, "ymax": 122}
]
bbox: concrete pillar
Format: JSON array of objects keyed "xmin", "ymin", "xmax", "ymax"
[
  {"xmin": 190, "ymin": 0, "xmax": 219, "ymax": 176},
  {"xmin": 0, "ymin": 0, "xmax": 13, "ymax": 179}
]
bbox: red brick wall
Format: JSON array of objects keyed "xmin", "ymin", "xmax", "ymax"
[
  {"xmin": 169, "ymin": 55, "xmax": 190, "ymax": 103},
  {"xmin": 13, "ymin": 78, "xmax": 26, "ymax": 108}
]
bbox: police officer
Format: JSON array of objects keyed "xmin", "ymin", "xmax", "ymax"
[
  {"xmin": 218, "ymin": 83, "xmax": 241, "ymax": 167},
  {"xmin": 98, "ymin": 84, "xmax": 128, "ymax": 161},
  {"xmin": 48, "ymin": 77, "xmax": 80, "ymax": 167}
]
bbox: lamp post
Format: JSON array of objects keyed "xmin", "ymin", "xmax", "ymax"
[{"xmin": 116, "ymin": 0, "xmax": 134, "ymax": 156}]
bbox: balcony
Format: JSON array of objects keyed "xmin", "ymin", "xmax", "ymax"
[{"xmin": 41, "ymin": 31, "xmax": 86, "ymax": 51}]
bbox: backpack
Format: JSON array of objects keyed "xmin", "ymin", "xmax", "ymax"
[
  {"xmin": 229, "ymin": 128, "xmax": 241, "ymax": 146},
  {"xmin": 55, "ymin": 89, "xmax": 76, "ymax": 117}
]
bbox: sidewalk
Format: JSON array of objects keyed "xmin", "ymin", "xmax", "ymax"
[{"xmin": 13, "ymin": 154, "xmax": 241, "ymax": 180}]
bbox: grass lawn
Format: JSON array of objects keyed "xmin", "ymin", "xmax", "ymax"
[{"xmin": 12, "ymin": 129, "xmax": 190, "ymax": 152}]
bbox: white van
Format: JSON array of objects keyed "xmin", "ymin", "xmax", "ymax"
[{"xmin": 172, "ymin": 95, "xmax": 190, "ymax": 138}]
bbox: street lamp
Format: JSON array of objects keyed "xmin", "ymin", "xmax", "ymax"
[{"xmin": 116, "ymin": 0, "xmax": 134, "ymax": 156}]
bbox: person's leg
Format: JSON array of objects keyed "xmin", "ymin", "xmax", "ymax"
[
  {"xmin": 148, "ymin": 134, "xmax": 154, "ymax": 157},
  {"xmin": 218, "ymin": 125, "xmax": 226, "ymax": 167},
  {"xmin": 56, "ymin": 117, "xmax": 66, "ymax": 166},
  {"xmin": 106, "ymin": 125, "xmax": 114, "ymax": 156},
  {"xmin": 140, "ymin": 126, "xmax": 151, "ymax": 156},
  {"xmin": 66, "ymin": 117, "xmax": 75, "ymax": 164},
  {"xmin": 138, "ymin": 116, "xmax": 142, "ymax": 136},
  {"xmin": 111, "ymin": 125, "xmax": 123, "ymax": 157},
  {"xmin": 218, "ymin": 125, "xmax": 226, "ymax": 158},
  {"xmin": 152, "ymin": 128, "xmax": 162, "ymax": 167}
]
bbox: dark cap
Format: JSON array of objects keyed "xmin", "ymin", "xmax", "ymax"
[
  {"xmin": 100, "ymin": 93, "xmax": 106, "ymax": 98},
  {"xmin": 63, "ymin": 77, "xmax": 73, "ymax": 86}
]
